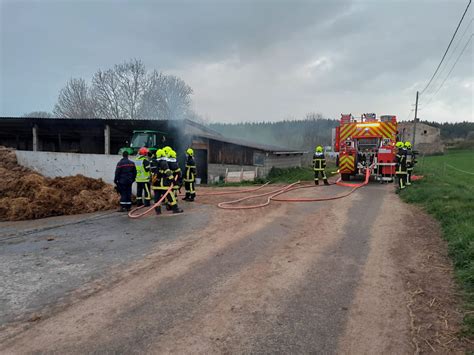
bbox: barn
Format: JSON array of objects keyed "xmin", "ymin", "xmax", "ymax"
[{"xmin": 0, "ymin": 117, "xmax": 305, "ymax": 183}]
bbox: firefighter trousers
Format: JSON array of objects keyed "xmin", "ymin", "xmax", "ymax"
[
  {"xmin": 118, "ymin": 182, "xmax": 133, "ymax": 210},
  {"xmin": 184, "ymin": 181, "xmax": 196, "ymax": 200},
  {"xmin": 153, "ymin": 188, "xmax": 177, "ymax": 214},
  {"xmin": 396, "ymin": 172, "xmax": 407, "ymax": 190},
  {"xmin": 407, "ymin": 168, "xmax": 413, "ymax": 185},
  {"xmin": 136, "ymin": 182, "xmax": 151, "ymax": 206},
  {"xmin": 314, "ymin": 170, "xmax": 328, "ymax": 185}
]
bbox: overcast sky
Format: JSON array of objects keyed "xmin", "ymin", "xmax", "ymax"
[{"xmin": 0, "ymin": 0, "xmax": 472, "ymax": 123}]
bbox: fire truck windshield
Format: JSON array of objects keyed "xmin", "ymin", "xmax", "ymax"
[{"xmin": 356, "ymin": 138, "xmax": 379, "ymax": 150}]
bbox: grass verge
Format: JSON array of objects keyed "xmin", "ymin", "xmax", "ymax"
[{"xmin": 400, "ymin": 149, "xmax": 474, "ymax": 337}]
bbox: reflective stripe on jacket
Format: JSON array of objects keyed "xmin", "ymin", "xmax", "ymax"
[
  {"xmin": 184, "ymin": 156, "xmax": 197, "ymax": 182},
  {"xmin": 313, "ymin": 152, "xmax": 326, "ymax": 171},
  {"xmin": 135, "ymin": 156, "xmax": 150, "ymax": 182}
]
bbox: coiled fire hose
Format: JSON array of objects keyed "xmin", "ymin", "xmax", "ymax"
[{"xmin": 217, "ymin": 169, "xmax": 371, "ymax": 209}]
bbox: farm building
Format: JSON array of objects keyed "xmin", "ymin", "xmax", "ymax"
[
  {"xmin": 0, "ymin": 117, "xmax": 305, "ymax": 183},
  {"xmin": 398, "ymin": 120, "xmax": 444, "ymax": 155}
]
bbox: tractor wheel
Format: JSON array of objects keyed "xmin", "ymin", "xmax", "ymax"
[{"xmin": 341, "ymin": 173, "xmax": 351, "ymax": 181}]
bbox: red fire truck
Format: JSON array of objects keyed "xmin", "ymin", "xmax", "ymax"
[{"xmin": 334, "ymin": 113, "xmax": 398, "ymax": 181}]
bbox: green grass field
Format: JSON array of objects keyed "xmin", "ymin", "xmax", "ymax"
[{"xmin": 400, "ymin": 150, "xmax": 474, "ymax": 336}]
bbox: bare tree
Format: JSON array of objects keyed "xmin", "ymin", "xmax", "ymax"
[
  {"xmin": 92, "ymin": 69, "xmax": 122, "ymax": 119},
  {"xmin": 141, "ymin": 71, "xmax": 193, "ymax": 120},
  {"xmin": 53, "ymin": 78, "xmax": 97, "ymax": 118},
  {"xmin": 92, "ymin": 59, "xmax": 148, "ymax": 119},
  {"xmin": 54, "ymin": 59, "xmax": 194, "ymax": 121}
]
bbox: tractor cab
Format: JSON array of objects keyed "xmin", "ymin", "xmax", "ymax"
[{"xmin": 118, "ymin": 130, "xmax": 169, "ymax": 156}]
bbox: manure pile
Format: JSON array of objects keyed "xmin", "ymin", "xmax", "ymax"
[{"xmin": 0, "ymin": 147, "xmax": 119, "ymax": 221}]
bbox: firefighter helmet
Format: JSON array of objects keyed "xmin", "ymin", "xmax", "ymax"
[
  {"xmin": 396, "ymin": 141, "xmax": 404, "ymax": 148},
  {"xmin": 156, "ymin": 149, "xmax": 166, "ymax": 158},
  {"xmin": 169, "ymin": 150, "xmax": 177, "ymax": 159},
  {"xmin": 186, "ymin": 148, "xmax": 194, "ymax": 156},
  {"xmin": 138, "ymin": 147, "xmax": 149, "ymax": 156},
  {"xmin": 163, "ymin": 146, "xmax": 172, "ymax": 156},
  {"xmin": 315, "ymin": 145, "xmax": 323, "ymax": 152},
  {"xmin": 404, "ymin": 141, "xmax": 412, "ymax": 149}
]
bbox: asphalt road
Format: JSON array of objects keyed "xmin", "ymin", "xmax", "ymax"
[{"xmin": 0, "ymin": 183, "xmax": 421, "ymax": 353}]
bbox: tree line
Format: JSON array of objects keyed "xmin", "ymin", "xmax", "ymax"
[{"xmin": 210, "ymin": 113, "xmax": 339, "ymax": 151}]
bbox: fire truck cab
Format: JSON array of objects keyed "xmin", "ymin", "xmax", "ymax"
[{"xmin": 334, "ymin": 113, "xmax": 398, "ymax": 182}]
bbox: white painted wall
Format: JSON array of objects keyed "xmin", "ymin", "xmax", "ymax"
[{"xmin": 15, "ymin": 151, "xmax": 119, "ymax": 184}]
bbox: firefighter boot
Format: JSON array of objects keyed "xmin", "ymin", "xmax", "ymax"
[
  {"xmin": 314, "ymin": 179, "xmax": 319, "ymax": 186},
  {"xmin": 172, "ymin": 205, "xmax": 183, "ymax": 214},
  {"xmin": 144, "ymin": 200, "xmax": 150, "ymax": 207},
  {"xmin": 136, "ymin": 199, "xmax": 143, "ymax": 207},
  {"xmin": 324, "ymin": 179, "xmax": 329, "ymax": 186},
  {"xmin": 155, "ymin": 206, "xmax": 162, "ymax": 215},
  {"xmin": 182, "ymin": 193, "xmax": 190, "ymax": 201}
]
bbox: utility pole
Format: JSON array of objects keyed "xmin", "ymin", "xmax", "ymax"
[{"xmin": 413, "ymin": 91, "xmax": 419, "ymax": 147}]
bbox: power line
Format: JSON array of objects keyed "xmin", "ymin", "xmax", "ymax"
[
  {"xmin": 423, "ymin": 34, "xmax": 473, "ymax": 108},
  {"xmin": 420, "ymin": 0, "xmax": 471, "ymax": 95},
  {"xmin": 423, "ymin": 17, "xmax": 473, "ymax": 97}
]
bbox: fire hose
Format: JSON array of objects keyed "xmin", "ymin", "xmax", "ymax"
[
  {"xmin": 128, "ymin": 180, "xmax": 271, "ymax": 218},
  {"xmin": 217, "ymin": 168, "xmax": 371, "ymax": 209}
]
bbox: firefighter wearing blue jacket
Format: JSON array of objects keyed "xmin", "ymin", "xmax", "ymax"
[{"xmin": 114, "ymin": 151, "xmax": 137, "ymax": 212}]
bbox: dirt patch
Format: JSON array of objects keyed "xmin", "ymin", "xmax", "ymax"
[
  {"xmin": 339, "ymin": 190, "xmax": 472, "ymax": 354},
  {"xmin": 0, "ymin": 147, "xmax": 119, "ymax": 221}
]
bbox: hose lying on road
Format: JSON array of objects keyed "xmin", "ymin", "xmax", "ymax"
[
  {"xmin": 128, "ymin": 181, "xmax": 271, "ymax": 218},
  {"xmin": 217, "ymin": 169, "xmax": 371, "ymax": 209},
  {"xmin": 128, "ymin": 183, "xmax": 176, "ymax": 219}
]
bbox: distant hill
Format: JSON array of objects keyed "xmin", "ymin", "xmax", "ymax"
[{"xmin": 210, "ymin": 114, "xmax": 339, "ymax": 151}]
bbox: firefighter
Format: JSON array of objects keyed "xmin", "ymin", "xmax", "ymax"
[
  {"xmin": 114, "ymin": 151, "xmax": 137, "ymax": 212},
  {"xmin": 183, "ymin": 148, "xmax": 197, "ymax": 201},
  {"xmin": 168, "ymin": 149, "xmax": 182, "ymax": 200},
  {"xmin": 135, "ymin": 147, "xmax": 151, "ymax": 207},
  {"xmin": 313, "ymin": 145, "xmax": 329, "ymax": 185},
  {"xmin": 150, "ymin": 149, "xmax": 183, "ymax": 215},
  {"xmin": 395, "ymin": 141, "xmax": 407, "ymax": 191},
  {"xmin": 405, "ymin": 141, "xmax": 416, "ymax": 185}
]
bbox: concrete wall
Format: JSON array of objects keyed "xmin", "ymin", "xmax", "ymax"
[
  {"xmin": 15, "ymin": 150, "xmax": 119, "ymax": 184},
  {"xmin": 15, "ymin": 150, "xmax": 303, "ymax": 186},
  {"xmin": 208, "ymin": 163, "xmax": 261, "ymax": 182}
]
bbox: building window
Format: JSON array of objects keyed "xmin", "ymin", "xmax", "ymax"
[{"xmin": 253, "ymin": 152, "xmax": 264, "ymax": 166}]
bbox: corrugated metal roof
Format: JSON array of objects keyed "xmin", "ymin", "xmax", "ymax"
[
  {"xmin": 194, "ymin": 132, "xmax": 306, "ymax": 154},
  {"xmin": 0, "ymin": 116, "xmax": 305, "ymax": 154}
]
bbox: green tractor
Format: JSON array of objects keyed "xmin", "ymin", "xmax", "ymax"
[{"xmin": 118, "ymin": 130, "xmax": 169, "ymax": 156}]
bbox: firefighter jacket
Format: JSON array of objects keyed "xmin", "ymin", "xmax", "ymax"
[
  {"xmin": 167, "ymin": 158, "xmax": 182, "ymax": 186},
  {"xmin": 313, "ymin": 152, "xmax": 326, "ymax": 171},
  {"xmin": 135, "ymin": 156, "xmax": 150, "ymax": 183},
  {"xmin": 184, "ymin": 156, "xmax": 197, "ymax": 182},
  {"xmin": 406, "ymin": 148, "xmax": 417, "ymax": 169},
  {"xmin": 395, "ymin": 148, "xmax": 407, "ymax": 174},
  {"xmin": 150, "ymin": 158, "xmax": 174, "ymax": 190},
  {"xmin": 114, "ymin": 157, "xmax": 137, "ymax": 185}
]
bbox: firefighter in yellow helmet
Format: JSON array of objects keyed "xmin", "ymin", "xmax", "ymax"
[
  {"xmin": 395, "ymin": 141, "xmax": 407, "ymax": 192},
  {"xmin": 404, "ymin": 141, "xmax": 416, "ymax": 185},
  {"xmin": 313, "ymin": 145, "xmax": 329, "ymax": 185},
  {"xmin": 150, "ymin": 149, "xmax": 183, "ymax": 214},
  {"xmin": 183, "ymin": 148, "xmax": 197, "ymax": 201},
  {"xmin": 167, "ymin": 149, "xmax": 182, "ymax": 201}
]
